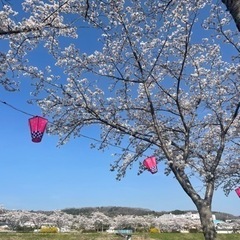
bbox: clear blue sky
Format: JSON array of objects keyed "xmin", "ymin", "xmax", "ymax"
[{"xmin": 0, "ymin": 1, "xmax": 239, "ymax": 216}]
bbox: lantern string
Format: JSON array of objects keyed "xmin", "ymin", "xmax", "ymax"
[
  {"xmin": 0, "ymin": 99, "xmax": 35, "ymax": 117},
  {"xmin": 0, "ymin": 98, "xmax": 144, "ymax": 155}
]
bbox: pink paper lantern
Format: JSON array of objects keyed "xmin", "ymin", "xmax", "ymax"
[
  {"xmin": 29, "ymin": 116, "xmax": 48, "ymax": 143},
  {"xmin": 235, "ymin": 187, "xmax": 240, "ymax": 198},
  {"xmin": 143, "ymin": 156, "xmax": 158, "ymax": 174}
]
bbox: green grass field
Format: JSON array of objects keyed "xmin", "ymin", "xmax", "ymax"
[{"xmin": 0, "ymin": 232, "xmax": 239, "ymax": 240}]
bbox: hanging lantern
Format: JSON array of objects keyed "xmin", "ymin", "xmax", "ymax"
[
  {"xmin": 143, "ymin": 156, "xmax": 158, "ymax": 174},
  {"xmin": 29, "ymin": 116, "xmax": 48, "ymax": 143},
  {"xmin": 235, "ymin": 187, "xmax": 240, "ymax": 198}
]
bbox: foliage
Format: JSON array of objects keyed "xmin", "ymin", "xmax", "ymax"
[
  {"xmin": 149, "ymin": 227, "xmax": 160, "ymax": 233},
  {"xmin": 2, "ymin": 208, "xmax": 239, "ymax": 234},
  {"xmin": 62, "ymin": 207, "xmax": 239, "ymax": 220},
  {"xmin": 39, "ymin": 227, "xmax": 58, "ymax": 233},
  {"xmin": 171, "ymin": 210, "xmax": 188, "ymax": 215},
  {"xmin": 15, "ymin": 226, "xmax": 34, "ymax": 233},
  {"xmin": 62, "ymin": 206, "xmax": 161, "ymax": 217}
]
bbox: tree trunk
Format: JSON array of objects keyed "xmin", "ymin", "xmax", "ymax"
[
  {"xmin": 222, "ymin": 0, "xmax": 240, "ymax": 31},
  {"xmin": 196, "ymin": 202, "xmax": 217, "ymax": 240},
  {"xmin": 170, "ymin": 167, "xmax": 217, "ymax": 240}
]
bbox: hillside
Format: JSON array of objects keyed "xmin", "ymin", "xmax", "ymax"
[
  {"xmin": 61, "ymin": 206, "xmax": 239, "ymax": 220},
  {"xmin": 62, "ymin": 206, "xmax": 160, "ymax": 217}
]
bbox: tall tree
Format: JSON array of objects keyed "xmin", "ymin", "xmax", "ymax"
[{"xmin": 0, "ymin": 1, "xmax": 239, "ymax": 240}]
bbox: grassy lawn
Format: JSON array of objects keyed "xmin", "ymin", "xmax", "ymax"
[
  {"xmin": 147, "ymin": 233, "xmax": 240, "ymax": 240},
  {"xmin": 0, "ymin": 232, "xmax": 239, "ymax": 240},
  {"xmin": 0, "ymin": 232, "xmax": 120, "ymax": 240}
]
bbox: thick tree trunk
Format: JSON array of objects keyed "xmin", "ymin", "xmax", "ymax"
[
  {"xmin": 170, "ymin": 168, "xmax": 217, "ymax": 240},
  {"xmin": 222, "ymin": 0, "xmax": 240, "ymax": 31},
  {"xmin": 196, "ymin": 202, "xmax": 217, "ymax": 240}
]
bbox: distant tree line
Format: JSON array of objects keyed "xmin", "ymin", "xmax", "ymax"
[
  {"xmin": 0, "ymin": 207, "xmax": 239, "ymax": 234},
  {"xmin": 61, "ymin": 206, "xmax": 239, "ymax": 220},
  {"xmin": 62, "ymin": 206, "xmax": 160, "ymax": 217}
]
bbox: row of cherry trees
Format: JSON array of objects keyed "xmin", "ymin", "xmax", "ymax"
[
  {"xmin": 0, "ymin": 209, "xmax": 240, "ymax": 233},
  {"xmin": 0, "ymin": 209, "xmax": 200, "ymax": 232}
]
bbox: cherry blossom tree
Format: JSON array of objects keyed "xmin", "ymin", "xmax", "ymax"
[
  {"xmin": 71, "ymin": 214, "xmax": 95, "ymax": 231},
  {"xmin": 47, "ymin": 210, "xmax": 74, "ymax": 231},
  {"xmin": 90, "ymin": 211, "xmax": 110, "ymax": 232},
  {"xmin": 1, "ymin": 1, "xmax": 240, "ymax": 240},
  {"xmin": 0, "ymin": 0, "xmax": 77, "ymax": 91},
  {"xmin": 112, "ymin": 215, "xmax": 134, "ymax": 230}
]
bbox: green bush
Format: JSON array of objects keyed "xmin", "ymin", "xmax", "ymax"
[
  {"xmin": 189, "ymin": 228, "xmax": 199, "ymax": 233},
  {"xmin": 15, "ymin": 226, "xmax": 34, "ymax": 232}
]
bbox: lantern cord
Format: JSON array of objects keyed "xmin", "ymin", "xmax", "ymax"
[
  {"xmin": 0, "ymin": 99, "xmax": 35, "ymax": 117},
  {"xmin": 0, "ymin": 99, "xmax": 146, "ymax": 155},
  {"xmin": 77, "ymin": 132, "xmax": 130, "ymax": 152}
]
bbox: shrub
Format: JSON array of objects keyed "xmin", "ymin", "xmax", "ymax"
[
  {"xmin": 189, "ymin": 228, "xmax": 199, "ymax": 233},
  {"xmin": 15, "ymin": 226, "xmax": 35, "ymax": 232},
  {"xmin": 39, "ymin": 226, "xmax": 58, "ymax": 233},
  {"xmin": 149, "ymin": 227, "xmax": 160, "ymax": 233}
]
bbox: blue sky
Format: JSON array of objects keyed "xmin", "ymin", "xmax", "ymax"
[{"xmin": 0, "ymin": 1, "xmax": 239, "ymax": 216}]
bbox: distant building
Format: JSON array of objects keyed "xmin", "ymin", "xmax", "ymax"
[{"xmin": 159, "ymin": 212, "xmax": 202, "ymax": 220}]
